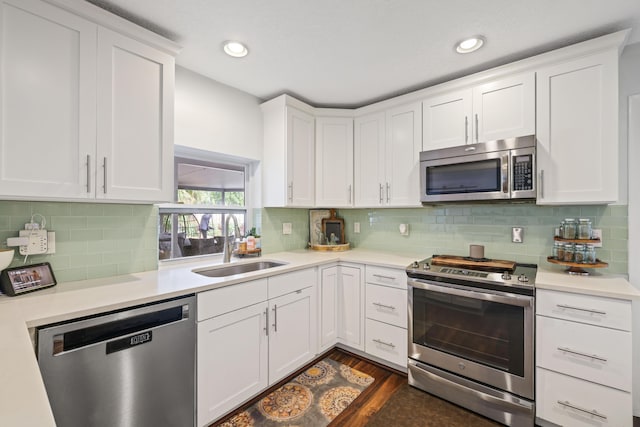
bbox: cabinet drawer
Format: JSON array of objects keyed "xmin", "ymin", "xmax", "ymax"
[
  {"xmin": 268, "ymin": 268, "xmax": 316, "ymax": 299},
  {"xmin": 536, "ymin": 316, "xmax": 631, "ymax": 391},
  {"xmin": 365, "ymin": 319, "xmax": 407, "ymax": 367},
  {"xmin": 536, "ymin": 367, "xmax": 632, "ymax": 427},
  {"xmin": 198, "ymin": 279, "xmax": 268, "ymax": 321},
  {"xmin": 365, "ymin": 265, "xmax": 406, "ymax": 289},
  {"xmin": 365, "ymin": 283, "xmax": 407, "ymax": 328},
  {"xmin": 537, "ymin": 289, "xmax": 631, "ymax": 331}
]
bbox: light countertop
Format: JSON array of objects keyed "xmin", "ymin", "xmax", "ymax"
[{"xmin": 1, "ymin": 249, "xmax": 638, "ymax": 426}]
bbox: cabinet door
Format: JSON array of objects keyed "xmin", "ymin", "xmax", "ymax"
[
  {"xmin": 315, "ymin": 117, "xmax": 354, "ymax": 207},
  {"xmin": 0, "ymin": 0, "xmax": 96, "ymax": 199},
  {"xmin": 268, "ymin": 287, "xmax": 316, "ymax": 385},
  {"xmin": 354, "ymin": 112, "xmax": 385, "ymax": 207},
  {"xmin": 473, "ymin": 72, "xmax": 535, "ymax": 143},
  {"xmin": 96, "ymin": 27, "xmax": 174, "ymax": 202},
  {"xmin": 319, "ymin": 266, "xmax": 339, "ymax": 352},
  {"xmin": 536, "ymin": 50, "xmax": 618, "ymax": 204},
  {"xmin": 422, "ymin": 89, "xmax": 472, "ymax": 150},
  {"xmin": 197, "ymin": 302, "xmax": 268, "ymax": 427},
  {"xmin": 286, "ymin": 106, "xmax": 315, "ymax": 207},
  {"xmin": 338, "ymin": 265, "xmax": 364, "ymax": 350},
  {"xmin": 385, "ymin": 102, "xmax": 422, "ymax": 206}
]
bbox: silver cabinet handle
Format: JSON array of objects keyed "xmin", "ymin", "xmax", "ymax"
[
  {"xmin": 86, "ymin": 155, "xmax": 91, "ymax": 193},
  {"xmin": 264, "ymin": 308, "xmax": 269, "ymax": 336},
  {"xmin": 557, "ymin": 400, "xmax": 607, "ymax": 420},
  {"xmin": 287, "ymin": 182, "xmax": 293, "ymax": 202},
  {"xmin": 557, "ymin": 346, "xmax": 607, "ymax": 363},
  {"xmin": 475, "ymin": 113, "xmax": 479, "ymax": 143},
  {"xmin": 373, "ymin": 338, "xmax": 395, "ymax": 348},
  {"xmin": 373, "ymin": 274, "xmax": 396, "ymax": 281},
  {"xmin": 464, "ymin": 146, "xmax": 476, "ymax": 152},
  {"xmin": 102, "ymin": 157, "xmax": 107, "ymax": 193},
  {"xmin": 348, "ymin": 184, "xmax": 352, "ymax": 204},
  {"xmin": 556, "ymin": 304, "xmax": 606, "ymax": 316},
  {"xmin": 464, "ymin": 116, "xmax": 468, "ymax": 143},
  {"xmin": 379, "ymin": 183, "xmax": 384, "ymax": 204},
  {"xmin": 539, "ymin": 170, "xmax": 544, "ymax": 199},
  {"xmin": 386, "ymin": 182, "xmax": 390, "ymax": 203},
  {"xmin": 272, "ymin": 304, "xmax": 278, "ymax": 332},
  {"xmin": 373, "ymin": 302, "xmax": 396, "ymax": 310}
]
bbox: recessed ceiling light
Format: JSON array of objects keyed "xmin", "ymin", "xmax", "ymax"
[
  {"xmin": 456, "ymin": 36, "xmax": 485, "ymax": 54},
  {"xmin": 223, "ymin": 41, "xmax": 248, "ymax": 58}
]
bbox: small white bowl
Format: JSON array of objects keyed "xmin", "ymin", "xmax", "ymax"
[{"xmin": 0, "ymin": 248, "xmax": 14, "ymax": 271}]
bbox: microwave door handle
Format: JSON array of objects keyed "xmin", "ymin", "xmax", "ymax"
[{"xmin": 502, "ymin": 154, "xmax": 509, "ymax": 195}]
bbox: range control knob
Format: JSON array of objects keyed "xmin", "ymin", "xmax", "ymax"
[
  {"xmin": 501, "ymin": 271, "xmax": 512, "ymax": 280},
  {"xmin": 518, "ymin": 274, "xmax": 529, "ymax": 283},
  {"xmin": 411, "ymin": 261, "xmax": 419, "ymax": 269},
  {"xmin": 423, "ymin": 263, "xmax": 430, "ymax": 270}
]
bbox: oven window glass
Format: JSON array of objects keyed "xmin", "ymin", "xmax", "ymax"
[
  {"xmin": 426, "ymin": 159, "xmax": 500, "ymax": 195},
  {"xmin": 412, "ymin": 287, "xmax": 525, "ymax": 376}
]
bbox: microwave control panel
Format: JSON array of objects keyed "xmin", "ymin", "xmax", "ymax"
[{"xmin": 513, "ymin": 154, "xmax": 533, "ymax": 191}]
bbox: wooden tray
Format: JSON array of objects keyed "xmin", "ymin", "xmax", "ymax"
[
  {"xmin": 310, "ymin": 243, "xmax": 350, "ymax": 252},
  {"xmin": 546, "ymin": 256, "xmax": 608, "ymax": 275},
  {"xmin": 234, "ymin": 248, "xmax": 262, "ymax": 258},
  {"xmin": 554, "ymin": 236, "xmax": 601, "ymax": 244},
  {"xmin": 431, "ymin": 255, "xmax": 516, "ymax": 272}
]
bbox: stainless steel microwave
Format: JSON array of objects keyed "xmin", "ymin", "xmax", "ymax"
[{"xmin": 420, "ymin": 135, "xmax": 536, "ymax": 203}]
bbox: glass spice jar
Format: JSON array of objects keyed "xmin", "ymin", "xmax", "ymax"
[
  {"xmin": 577, "ymin": 218, "xmax": 592, "ymax": 240},
  {"xmin": 584, "ymin": 244, "xmax": 596, "ymax": 264},
  {"xmin": 556, "ymin": 242, "xmax": 566, "ymax": 261},
  {"xmin": 573, "ymin": 244, "xmax": 585, "ymax": 263},
  {"xmin": 563, "ymin": 243, "xmax": 575, "ymax": 262},
  {"xmin": 562, "ymin": 218, "xmax": 577, "ymax": 239}
]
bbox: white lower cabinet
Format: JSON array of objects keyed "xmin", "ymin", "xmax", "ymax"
[
  {"xmin": 365, "ymin": 319, "xmax": 407, "ymax": 367},
  {"xmin": 318, "ymin": 265, "xmax": 339, "ymax": 352},
  {"xmin": 338, "ymin": 264, "xmax": 364, "ymax": 349},
  {"xmin": 197, "ymin": 269, "xmax": 317, "ymax": 427},
  {"xmin": 535, "ymin": 289, "xmax": 632, "ymax": 427}
]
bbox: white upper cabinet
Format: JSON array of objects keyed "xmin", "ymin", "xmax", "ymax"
[
  {"xmin": 385, "ymin": 102, "xmax": 422, "ymax": 206},
  {"xmin": 354, "ymin": 112, "xmax": 386, "ymax": 207},
  {"xmin": 262, "ymin": 96, "xmax": 315, "ymax": 207},
  {"xmin": 315, "ymin": 116, "xmax": 353, "ymax": 207},
  {"xmin": 0, "ymin": 0, "xmax": 97, "ymax": 199},
  {"xmin": 96, "ymin": 27, "xmax": 174, "ymax": 202},
  {"xmin": 536, "ymin": 49, "xmax": 619, "ymax": 205},
  {"xmin": 0, "ymin": 0, "xmax": 178, "ymax": 203},
  {"xmin": 422, "ymin": 72, "xmax": 535, "ymax": 150},
  {"xmin": 354, "ymin": 103, "xmax": 421, "ymax": 207}
]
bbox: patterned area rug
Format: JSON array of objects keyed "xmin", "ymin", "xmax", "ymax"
[{"xmin": 220, "ymin": 358, "xmax": 374, "ymax": 427}]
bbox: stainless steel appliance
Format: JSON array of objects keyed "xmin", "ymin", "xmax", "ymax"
[
  {"xmin": 37, "ymin": 295, "xmax": 196, "ymax": 427},
  {"xmin": 407, "ymin": 256, "xmax": 536, "ymax": 426},
  {"xmin": 420, "ymin": 135, "xmax": 536, "ymax": 203}
]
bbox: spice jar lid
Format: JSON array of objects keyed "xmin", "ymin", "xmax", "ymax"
[
  {"xmin": 564, "ymin": 218, "xmax": 576, "ymax": 222},
  {"xmin": 578, "ymin": 218, "xmax": 591, "ymax": 222}
]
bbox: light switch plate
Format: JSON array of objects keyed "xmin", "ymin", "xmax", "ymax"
[
  {"xmin": 591, "ymin": 229, "xmax": 603, "ymax": 247},
  {"xmin": 354, "ymin": 222, "xmax": 360, "ymax": 233},
  {"xmin": 512, "ymin": 227, "xmax": 523, "ymax": 243},
  {"xmin": 282, "ymin": 223, "xmax": 292, "ymax": 235}
]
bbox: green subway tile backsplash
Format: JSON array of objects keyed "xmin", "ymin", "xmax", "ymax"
[
  {"xmin": 0, "ymin": 201, "xmax": 158, "ymax": 283},
  {"xmin": 260, "ymin": 203, "xmax": 628, "ymax": 275}
]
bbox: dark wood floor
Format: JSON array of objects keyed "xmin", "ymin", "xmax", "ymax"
[{"xmin": 213, "ymin": 348, "xmax": 640, "ymax": 427}]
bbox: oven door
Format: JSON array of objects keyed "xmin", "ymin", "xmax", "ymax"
[
  {"xmin": 420, "ymin": 149, "xmax": 509, "ymax": 202},
  {"xmin": 408, "ymin": 278, "xmax": 534, "ymax": 399}
]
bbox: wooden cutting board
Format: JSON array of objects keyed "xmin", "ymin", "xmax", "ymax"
[{"xmin": 431, "ymin": 255, "xmax": 516, "ymax": 272}]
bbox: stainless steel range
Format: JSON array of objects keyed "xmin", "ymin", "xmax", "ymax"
[{"xmin": 407, "ymin": 255, "xmax": 536, "ymax": 427}]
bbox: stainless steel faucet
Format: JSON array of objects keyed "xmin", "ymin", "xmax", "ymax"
[{"xmin": 222, "ymin": 214, "xmax": 240, "ymax": 263}]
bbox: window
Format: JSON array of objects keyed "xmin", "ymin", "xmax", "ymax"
[{"xmin": 159, "ymin": 156, "xmax": 248, "ymax": 261}]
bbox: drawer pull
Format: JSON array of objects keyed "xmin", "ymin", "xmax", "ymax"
[
  {"xmin": 373, "ymin": 338, "xmax": 396, "ymax": 348},
  {"xmin": 373, "ymin": 274, "xmax": 396, "ymax": 281},
  {"xmin": 557, "ymin": 400, "xmax": 607, "ymax": 420},
  {"xmin": 557, "ymin": 346, "xmax": 607, "ymax": 363},
  {"xmin": 372, "ymin": 302, "xmax": 396, "ymax": 310},
  {"xmin": 556, "ymin": 304, "xmax": 606, "ymax": 316}
]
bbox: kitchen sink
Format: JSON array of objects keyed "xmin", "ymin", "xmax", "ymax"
[{"xmin": 193, "ymin": 261, "xmax": 288, "ymax": 278}]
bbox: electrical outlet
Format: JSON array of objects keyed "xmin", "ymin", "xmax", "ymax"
[
  {"xmin": 512, "ymin": 227, "xmax": 524, "ymax": 243},
  {"xmin": 354, "ymin": 222, "xmax": 360, "ymax": 233},
  {"xmin": 46, "ymin": 231, "xmax": 56, "ymax": 254},
  {"xmin": 591, "ymin": 229, "xmax": 603, "ymax": 247},
  {"xmin": 282, "ymin": 223, "xmax": 292, "ymax": 235},
  {"xmin": 399, "ymin": 223, "xmax": 409, "ymax": 236},
  {"xmin": 18, "ymin": 229, "xmax": 48, "ymax": 255}
]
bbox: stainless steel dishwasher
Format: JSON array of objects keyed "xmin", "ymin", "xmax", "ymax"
[{"xmin": 37, "ymin": 295, "xmax": 196, "ymax": 427}]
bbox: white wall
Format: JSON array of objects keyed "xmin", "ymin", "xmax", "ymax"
[
  {"xmin": 174, "ymin": 66, "xmax": 263, "ymax": 161},
  {"xmin": 620, "ymin": 41, "xmax": 640, "ymax": 416}
]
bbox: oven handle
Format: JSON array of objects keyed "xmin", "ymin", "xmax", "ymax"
[{"xmin": 408, "ymin": 278, "xmax": 533, "ymax": 308}]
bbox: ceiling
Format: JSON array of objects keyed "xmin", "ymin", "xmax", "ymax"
[{"xmin": 87, "ymin": 0, "xmax": 640, "ymax": 108}]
